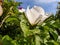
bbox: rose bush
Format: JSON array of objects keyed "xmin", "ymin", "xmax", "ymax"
[{"xmin": 0, "ymin": 0, "xmax": 60, "ymax": 45}]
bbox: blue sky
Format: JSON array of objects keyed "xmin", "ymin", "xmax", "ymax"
[{"xmin": 16, "ymin": 0, "xmax": 60, "ymax": 14}]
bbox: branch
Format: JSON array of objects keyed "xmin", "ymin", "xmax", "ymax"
[{"xmin": 0, "ymin": 15, "xmax": 10, "ymax": 28}]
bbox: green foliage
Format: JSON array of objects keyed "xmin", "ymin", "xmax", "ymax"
[{"xmin": 0, "ymin": 0, "xmax": 60, "ymax": 45}]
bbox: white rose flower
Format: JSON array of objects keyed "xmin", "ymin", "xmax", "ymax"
[{"xmin": 25, "ymin": 5, "xmax": 51, "ymax": 26}]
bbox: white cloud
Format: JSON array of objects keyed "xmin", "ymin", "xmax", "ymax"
[{"xmin": 34, "ymin": 0, "xmax": 60, "ymax": 3}]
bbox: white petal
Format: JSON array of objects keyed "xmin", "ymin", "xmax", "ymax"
[{"xmin": 25, "ymin": 6, "xmax": 42, "ymax": 25}]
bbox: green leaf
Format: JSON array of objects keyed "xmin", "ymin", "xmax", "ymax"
[
  {"xmin": 35, "ymin": 35, "xmax": 41, "ymax": 45},
  {"xmin": 2, "ymin": 35, "xmax": 12, "ymax": 40},
  {"xmin": 5, "ymin": 17, "xmax": 19, "ymax": 23},
  {"xmin": 46, "ymin": 40, "xmax": 59, "ymax": 45},
  {"xmin": 4, "ymin": 0, "xmax": 8, "ymax": 3},
  {"xmin": 11, "ymin": 40, "xmax": 18, "ymax": 45},
  {"xmin": 2, "ymin": 35, "xmax": 13, "ymax": 45},
  {"xmin": 49, "ymin": 28, "xmax": 58, "ymax": 41}
]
